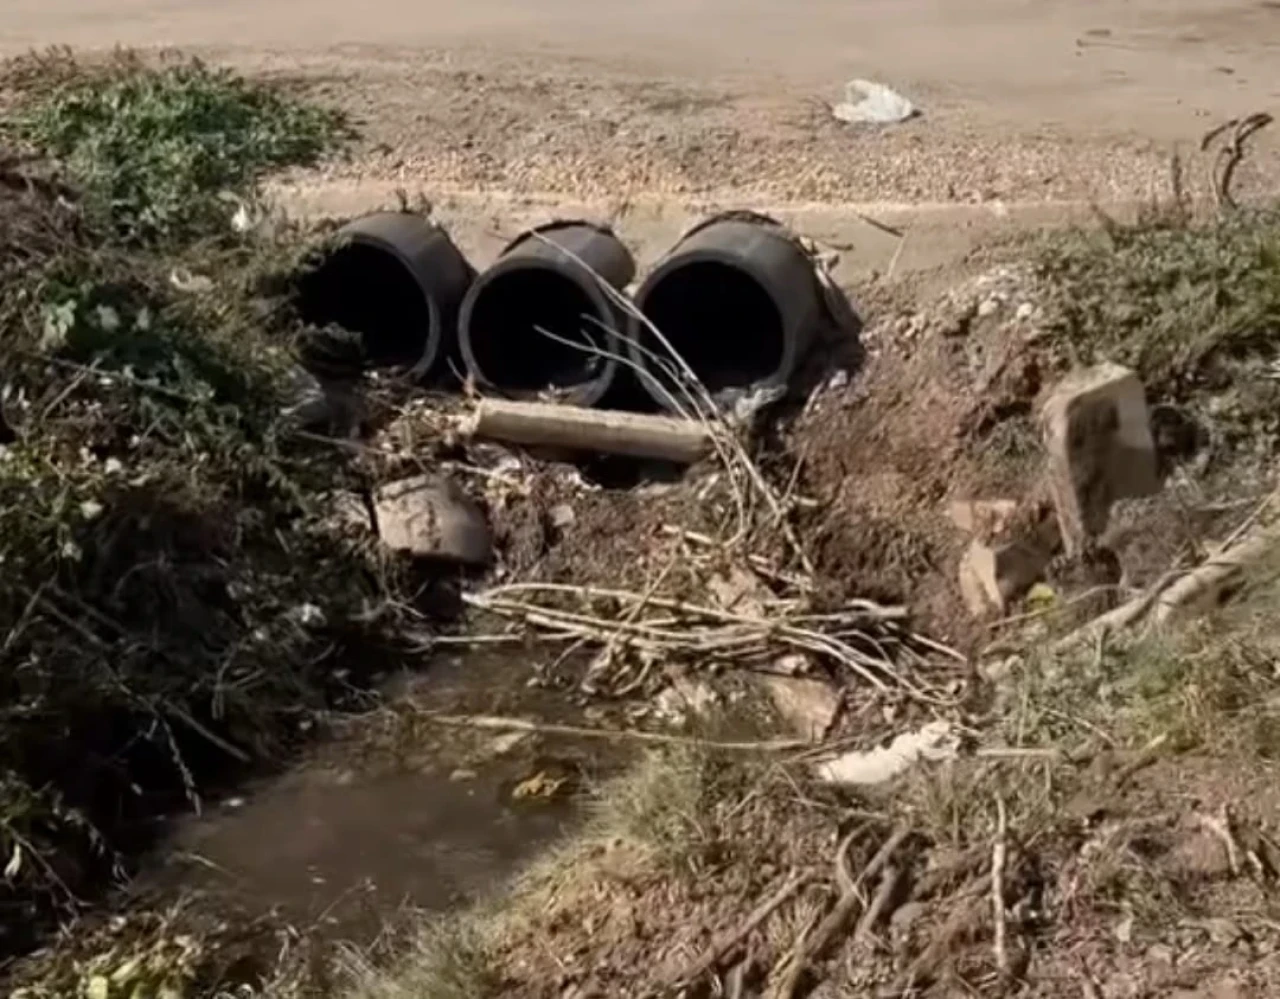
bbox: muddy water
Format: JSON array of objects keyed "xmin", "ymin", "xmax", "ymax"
[{"xmin": 143, "ymin": 649, "xmax": 620, "ymax": 941}]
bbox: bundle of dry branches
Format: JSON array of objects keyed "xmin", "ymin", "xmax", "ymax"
[{"xmin": 462, "ymin": 580, "xmax": 963, "ymax": 705}]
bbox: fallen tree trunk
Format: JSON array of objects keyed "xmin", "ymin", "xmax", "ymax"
[{"xmin": 468, "ymin": 398, "xmax": 713, "ymax": 463}]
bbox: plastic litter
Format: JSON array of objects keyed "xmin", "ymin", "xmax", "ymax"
[{"xmin": 831, "ymin": 79, "xmax": 918, "ymax": 125}]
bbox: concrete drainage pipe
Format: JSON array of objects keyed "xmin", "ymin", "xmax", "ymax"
[
  {"xmin": 629, "ymin": 215, "xmax": 825, "ymax": 412},
  {"xmin": 297, "ymin": 211, "xmax": 475, "ymax": 374},
  {"xmin": 458, "ymin": 221, "xmax": 636, "ymax": 407}
]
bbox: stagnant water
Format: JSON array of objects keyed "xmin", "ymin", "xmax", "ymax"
[{"xmin": 138, "ymin": 649, "xmax": 622, "ymax": 941}]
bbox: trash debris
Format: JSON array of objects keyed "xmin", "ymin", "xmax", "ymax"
[
  {"xmin": 511, "ymin": 770, "xmax": 568, "ymax": 801},
  {"xmin": 815, "ymin": 720, "xmax": 957, "ymax": 786},
  {"xmin": 831, "ymin": 79, "xmax": 919, "ymax": 125}
]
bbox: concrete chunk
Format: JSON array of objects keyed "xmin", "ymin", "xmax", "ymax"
[
  {"xmin": 1041, "ymin": 363, "xmax": 1158, "ymax": 555},
  {"xmin": 948, "ymin": 499, "xmax": 1019, "ymax": 540},
  {"xmin": 958, "ymin": 536, "xmax": 1052, "ymax": 617},
  {"xmin": 374, "ymin": 476, "xmax": 491, "ymax": 565}
]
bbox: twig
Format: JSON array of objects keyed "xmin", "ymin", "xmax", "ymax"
[
  {"xmin": 766, "ymin": 897, "xmax": 825, "ymax": 999},
  {"xmin": 419, "ymin": 712, "xmax": 809, "ymax": 752},
  {"xmin": 465, "ymin": 582, "xmax": 943, "ymax": 701},
  {"xmin": 673, "ymin": 869, "xmax": 812, "ymax": 984},
  {"xmin": 992, "ymin": 796, "xmax": 1009, "ymax": 978},
  {"xmin": 168, "ymin": 703, "xmax": 251, "ymax": 764},
  {"xmin": 530, "ymin": 229, "xmax": 816, "ymax": 573},
  {"xmin": 778, "ymin": 826, "xmax": 912, "ymax": 999},
  {"xmin": 896, "ymin": 874, "xmax": 992, "ymax": 992},
  {"xmin": 853, "ymin": 863, "xmax": 904, "ymax": 945},
  {"xmin": 1204, "ymin": 112, "xmax": 1274, "ymax": 210},
  {"xmin": 1199, "ymin": 807, "xmax": 1241, "ymax": 877}
]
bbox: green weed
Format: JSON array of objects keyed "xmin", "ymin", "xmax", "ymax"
[
  {"xmin": 5, "ymin": 51, "xmax": 349, "ymax": 243},
  {"xmin": 1036, "ymin": 208, "xmax": 1280, "ymax": 455},
  {"xmin": 0, "ymin": 51, "xmax": 370, "ymax": 961}
]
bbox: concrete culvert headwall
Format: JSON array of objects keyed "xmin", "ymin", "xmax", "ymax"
[
  {"xmin": 459, "ymin": 222, "xmax": 636, "ymax": 407},
  {"xmin": 297, "ymin": 212, "xmax": 475, "ymax": 373},
  {"xmin": 630, "ymin": 215, "xmax": 825, "ymax": 411}
]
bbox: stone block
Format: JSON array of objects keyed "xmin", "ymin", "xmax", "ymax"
[{"xmin": 1041, "ymin": 363, "xmax": 1158, "ymax": 555}]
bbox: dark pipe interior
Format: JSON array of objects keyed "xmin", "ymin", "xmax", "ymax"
[
  {"xmin": 298, "ymin": 243, "xmax": 431, "ymax": 366},
  {"xmin": 640, "ymin": 261, "xmax": 784, "ymax": 394},
  {"xmin": 466, "ymin": 269, "xmax": 607, "ymax": 392}
]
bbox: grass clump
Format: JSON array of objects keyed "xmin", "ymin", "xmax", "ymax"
[
  {"xmin": 1036, "ymin": 207, "xmax": 1280, "ymax": 455},
  {"xmin": 4, "ymin": 50, "xmax": 349, "ymax": 244}
]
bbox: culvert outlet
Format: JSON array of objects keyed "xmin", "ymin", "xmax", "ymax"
[
  {"xmin": 458, "ymin": 221, "xmax": 636, "ymax": 407},
  {"xmin": 297, "ymin": 212, "xmax": 475, "ymax": 374},
  {"xmin": 629, "ymin": 215, "xmax": 825, "ymax": 411}
]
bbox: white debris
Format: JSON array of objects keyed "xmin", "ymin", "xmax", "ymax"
[
  {"xmin": 831, "ymin": 80, "xmax": 918, "ymax": 125},
  {"xmin": 816, "ymin": 720, "xmax": 958, "ymax": 786}
]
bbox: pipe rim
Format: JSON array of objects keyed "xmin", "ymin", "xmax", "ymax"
[
  {"xmin": 458, "ymin": 257, "xmax": 622, "ymax": 407},
  {"xmin": 629, "ymin": 248, "xmax": 802, "ymax": 409}
]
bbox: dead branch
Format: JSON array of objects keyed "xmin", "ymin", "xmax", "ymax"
[
  {"xmin": 853, "ymin": 863, "xmax": 904, "ymax": 945},
  {"xmin": 1150, "ymin": 523, "xmax": 1280, "ymax": 624},
  {"xmin": 776, "ymin": 826, "xmax": 912, "ymax": 999},
  {"xmin": 672, "ymin": 869, "xmax": 813, "ymax": 985},
  {"xmin": 418, "ymin": 713, "xmax": 809, "ymax": 752},
  {"xmin": 465, "ymin": 581, "xmax": 953, "ymax": 704},
  {"xmin": 992, "ymin": 796, "xmax": 1009, "ymax": 978}
]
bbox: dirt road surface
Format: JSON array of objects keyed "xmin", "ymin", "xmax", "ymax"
[
  {"xmin": 8, "ymin": 1, "xmax": 1278, "ymax": 276},
  {"xmin": 7, "ymin": 0, "xmax": 1280, "ymax": 131}
]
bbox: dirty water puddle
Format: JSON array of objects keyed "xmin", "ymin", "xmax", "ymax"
[{"xmin": 137, "ymin": 650, "xmax": 627, "ymax": 942}]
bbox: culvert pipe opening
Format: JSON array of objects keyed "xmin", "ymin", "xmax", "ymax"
[
  {"xmin": 635, "ymin": 261, "xmax": 786, "ymax": 396},
  {"xmin": 462, "ymin": 269, "xmax": 609, "ymax": 393},
  {"xmin": 295, "ymin": 212, "xmax": 475, "ymax": 375},
  {"xmin": 299, "ymin": 243, "xmax": 433, "ymax": 367}
]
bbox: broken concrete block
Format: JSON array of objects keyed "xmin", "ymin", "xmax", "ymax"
[
  {"xmin": 1041, "ymin": 363, "xmax": 1158, "ymax": 555},
  {"xmin": 958, "ymin": 536, "xmax": 1052, "ymax": 617},
  {"xmin": 948, "ymin": 499, "xmax": 1019, "ymax": 540},
  {"xmin": 759, "ymin": 674, "xmax": 841, "ymax": 741},
  {"xmin": 374, "ymin": 476, "xmax": 491, "ymax": 565}
]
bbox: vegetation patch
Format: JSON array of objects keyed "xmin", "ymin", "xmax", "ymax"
[
  {"xmin": 1036, "ymin": 207, "xmax": 1280, "ymax": 458},
  {"xmin": 3, "ymin": 49, "xmax": 349, "ymax": 244},
  {"xmin": 0, "ymin": 51, "xmax": 380, "ymax": 968}
]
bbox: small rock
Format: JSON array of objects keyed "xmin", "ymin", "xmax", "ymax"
[
  {"xmin": 488, "ymin": 731, "xmax": 531, "ymax": 757},
  {"xmin": 948, "ymin": 498, "xmax": 1019, "ymax": 539},
  {"xmin": 449, "ymin": 768, "xmax": 477, "ymax": 782},
  {"xmin": 1015, "ymin": 302, "xmax": 1035, "ymax": 321},
  {"xmin": 760, "ymin": 674, "xmax": 841, "ymax": 741},
  {"xmin": 958, "ymin": 536, "xmax": 1053, "ymax": 617},
  {"xmin": 549, "ymin": 503, "xmax": 576, "ymax": 528},
  {"xmin": 774, "ymin": 653, "xmax": 813, "ymax": 676},
  {"xmin": 374, "ymin": 476, "xmax": 491, "ymax": 565},
  {"xmin": 1041, "ymin": 363, "xmax": 1158, "ymax": 556},
  {"xmin": 977, "ymin": 297, "xmax": 1000, "ymax": 318}
]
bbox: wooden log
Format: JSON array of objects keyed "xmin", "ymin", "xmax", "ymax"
[{"xmin": 468, "ymin": 398, "xmax": 712, "ymax": 463}]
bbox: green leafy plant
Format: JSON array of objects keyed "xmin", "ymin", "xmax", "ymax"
[{"xmin": 7, "ymin": 53, "xmax": 349, "ymax": 243}]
